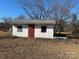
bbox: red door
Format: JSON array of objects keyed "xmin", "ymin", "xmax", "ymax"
[{"xmin": 28, "ymin": 24, "xmax": 35, "ymax": 38}]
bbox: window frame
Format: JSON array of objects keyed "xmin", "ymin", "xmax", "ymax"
[
  {"xmin": 41, "ymin": 26, "xmax": 47, "ymax": 33},
  {"xmin": 17, "ymin": 25, "xmax": 23, "ymax": 32}
]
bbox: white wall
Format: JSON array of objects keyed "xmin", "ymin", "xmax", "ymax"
[
  {"xmin": 12, "ymin": 24, "xmax": 54, "ymax": 39},
  {"xmin": 12, "ymin": 25, "xmax": 28, "ymax": 37},
  {"xmin": 35, "ymin": 25, "xmax": 54, "ymax": 39}
]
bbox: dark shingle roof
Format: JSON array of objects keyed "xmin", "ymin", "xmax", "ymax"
[{"xmin": 11, "ymin": 19, "xmax": 56, "ymax": 25}]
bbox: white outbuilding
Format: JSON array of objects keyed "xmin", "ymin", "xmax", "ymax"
[{"xmin": 11, "ymin": 20, "xmax": 56, "ymax": 39}]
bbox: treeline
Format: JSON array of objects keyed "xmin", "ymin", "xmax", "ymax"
[
  {"xmin": 0, "ymin": 15, "xmax": 26, "ymax": 31},
  {"xmin": 0, "ymin": 14, "xmax": 79, "ymax": 35}
]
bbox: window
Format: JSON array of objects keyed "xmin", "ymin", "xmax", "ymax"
[
  {"xmin": 17, "ymin": 26, "xmax": 23, "ymax": 32},
  {"xmin": 41, "ymin": 26, "xmax": 47, "ymax": 32}
]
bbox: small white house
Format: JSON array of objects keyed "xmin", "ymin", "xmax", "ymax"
[{"xmin": 11, "ymin": 20, "xmax": 56, "ymax": 39}]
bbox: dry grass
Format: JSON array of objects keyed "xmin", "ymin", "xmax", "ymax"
[
  {"xmin": 0, "ymin": 31, "xmax": 10, "ymax": 37},
  {"xmin": 0, "ymin": 31, "xmax": 79, "ymax": 59},
  {"xmin": 0, "ymin": 38, "xmax": 79, "ymax": 59},
  {"xmin": 56, "ymin": 32, "xmax": 72, "ymax": 35}
]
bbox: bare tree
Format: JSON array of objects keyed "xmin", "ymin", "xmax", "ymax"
[
  {"xmin": 1, "ymin": 17, "xmax": 13, "ymax": 30},
  {"xmin": 19, "ymin": 0, "xmax": 78, "ymax": 32},
  {"xmin": 2, "ymin": 17, "xmax": 12, "ymax": 23},
  {"xmin": 52, "ymin": 0, "xmax": 78, "ymax": 32},
  {"xmin": 71, "ymin": 14, "xmax": 77, "ymax": 34},
  {"xmin": 19, "ymin": 0, "xmax": 55, "ymax": 19},
  {"xmin": 15, "ymin": 15, "xmax": 26, "ymax": 20}
]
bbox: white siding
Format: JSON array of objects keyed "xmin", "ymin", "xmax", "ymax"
[
  {"xmin": 35, "ymin": 25, "xmax": 54, "ymax": 39},
  {"xmin": 12, "ymin": 25, "xmax": 28, "ymax": 37}
]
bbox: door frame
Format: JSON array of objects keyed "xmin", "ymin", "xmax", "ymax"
[{"xmin": 28, "ymin": 24, "xmax": 35, "ymax": 38}]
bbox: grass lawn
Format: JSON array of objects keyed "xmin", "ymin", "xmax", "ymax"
[{"xmin": 0, "ymin": 38, "xmax": 79, "ymax": 59}]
